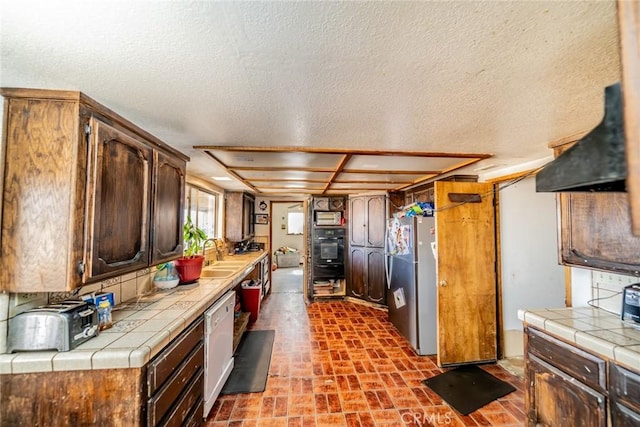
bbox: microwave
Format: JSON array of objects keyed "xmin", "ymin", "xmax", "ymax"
[{"xmin": 315, "ymin": 211, "xmax": 343, "ymax": 226}]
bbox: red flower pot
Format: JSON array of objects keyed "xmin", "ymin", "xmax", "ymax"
[{"xmin": 174, "ymin": 255, "xmax": 204, "ymax": 284}]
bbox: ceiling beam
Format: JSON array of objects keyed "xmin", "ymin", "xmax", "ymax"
[{"xmin": 194, "ymin": 145, "xmax": 492, "ymax": 159}]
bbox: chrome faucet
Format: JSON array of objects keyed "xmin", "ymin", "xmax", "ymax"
[
  {"xmin": 202, "ymin": 238, "xmax": 217, "ymax": 265},
  {"xmin": 202, "ymin": 238, "xmax": 224, "ymax": 264}
]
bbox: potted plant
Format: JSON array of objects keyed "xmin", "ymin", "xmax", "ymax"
[{"xmin": 174, "ymin": 216, "xmax": 208, "ymax": 284}]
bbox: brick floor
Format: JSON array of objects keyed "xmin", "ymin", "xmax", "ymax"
[{"xmin": 206, "ymin": 290, "xmax": 525, "ymax": 427}]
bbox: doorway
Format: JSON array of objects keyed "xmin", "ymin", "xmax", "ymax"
[{"xmin": 269, "ymin": 201, "xmax": 306, "ymax": 294}]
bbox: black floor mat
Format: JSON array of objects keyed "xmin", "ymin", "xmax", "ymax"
[
  {"xmin": 221, "ymin": 330, "xmax": 275, "ymax": 395},
  {"xmin": 422, "ymin": 365, "xmax": 516, "ymax": 415}
]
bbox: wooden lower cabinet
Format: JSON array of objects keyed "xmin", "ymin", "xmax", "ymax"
[
  {"xmin": 146, "ymin": 317, "xmax": 204, "ymax": 426},
  {"xmin": 526, "ymin": 354, "xmax": 606, "ymax": 426},
  {"xmin": 525, "ymin": 327, "xmax": 640, "ymax": 427},
  {"xmin": 0, "ymin": 318, "xmax": 204, "ymax": 426},
  {"xmin": 610, "ymin": 363, "xmax": 640, "ymax": 426},
  {"xmin": 0, "ymin": 368, "xmax": 145, "ymax": 426},
  {"xmin": 348, "ymin": 246, "xmax": 386, "ymax": 304}
]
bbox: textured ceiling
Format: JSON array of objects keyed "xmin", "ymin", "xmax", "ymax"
[{"xmin": 0, "ymin": 1, "xmax": 621, "ymax": 193}]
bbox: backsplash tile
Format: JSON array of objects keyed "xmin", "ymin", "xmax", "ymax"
[
  {"xmin": 0, "ymin": 293, "xmax": 9, "ymax": 322},
  {"xmin": 136, "ymin": 274, "xmax": 152, "ymax": 296},
  {"xmin": 3, "ymin": 268, "xmax": 157, "ymax": 355},
  {"xmin": 100, "ymin": 276, "xmax": 121, "ymax": 288},
  {"xmin": 591, "ymin": 271, "xmax": 638, "ymax": 315},
  {"xmin": 0, "ymin": 320, "xmax": 6, "ymax": 354},
  {"xmin": 121, "ymin": 278, "xmax": 137, "ymax": 302}
]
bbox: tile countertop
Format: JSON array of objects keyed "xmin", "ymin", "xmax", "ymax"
[
  {"xmin": 0, "ymin": 251, "xmax": 268, "ymax": 375},
  {"xmin": 518, "ymin": 307, "xmax": 640, "ymax": 372}
]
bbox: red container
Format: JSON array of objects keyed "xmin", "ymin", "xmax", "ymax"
[
  {"xmin": 174, "ymin": 255, "xmax": 204, "ymax": 284},
  {"xmin": 241, "ymin": 280, "xmax": 262, "ymax": 323}
]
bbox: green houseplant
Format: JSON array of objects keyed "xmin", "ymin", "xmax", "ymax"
[{"xmin": 173, "ymin": 216, "xmax": 208, "ymax": 284}]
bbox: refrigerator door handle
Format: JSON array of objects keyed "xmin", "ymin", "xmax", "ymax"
[{"xmin": 384, "ymin": 222, "xmax": 392, "ymax": 288}]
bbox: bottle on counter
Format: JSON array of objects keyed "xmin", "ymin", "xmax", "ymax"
[{"xmin": 97, "ymin": 300, "xmax": 113, "ymax": 331}]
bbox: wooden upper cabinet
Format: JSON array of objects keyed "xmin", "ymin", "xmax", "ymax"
[
  {"xmin": 365, "ymin": 196, "xmax": 386, "ymax": 247},
  {"xmin": 0, "ymin": 88, "xmax": 189, "ymax": 292},
  {"xmin": 225, "ymin": 192, "xmax": 255, "ymax": 242},
  {"xmin": 617, "ymin": 1, "xmax": 640, "ymax": 235},
  {"xmin": 349, "ymin": 194, "xmax": 386, "ymax": 248},
  {"xmin": 0, "ymin": 94, "xmax": 89, "ymax": 292},
  {"xmin": 349, "ymin": 196, "xmax": 366, "ymax": 247},
  {"xmin": 559, "ymin": 192, "xmax": 640, "ymax": 275},
  {"xmin": 151, "ymin": 151, "xmax": 185, "ymax": 265},
  {"xmin": 88, "ymin": 119, "xmax": 152, "ymax": 279}
]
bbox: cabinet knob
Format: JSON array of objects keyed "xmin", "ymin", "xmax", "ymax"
[{"xmin": 439, "ymin": 280, "xmax": 448, "ymax": 287}]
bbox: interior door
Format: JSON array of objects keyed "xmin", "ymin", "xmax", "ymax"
[
  {"xmin": 435, "ymin": 181, "xmax": 497, "ymax": 366},
  {"xmin": 303, "ymin": 198, "xmax": 310, "ymax": 302}
]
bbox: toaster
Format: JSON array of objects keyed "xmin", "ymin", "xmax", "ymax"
[
  {"xmin": 622, "ymin": 284, "xmax": 640, "ymax": 323},
  {"xmin": 7, "ymin": 300, "xmax": 99, "ymax": 352}
]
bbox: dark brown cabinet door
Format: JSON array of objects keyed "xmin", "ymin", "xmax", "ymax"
[
  {"xmin": 348, "ymin": 194, "xmax": 388, "ymax": 305},
  {"xmin": 365, "ymin": 196, "xmax": 386, "ymax": 247},
  {"xmin": 349, "ymin": 195, "xmax": 386, "ymax": 248},
  {"xmin": 151, "ymin": 151, "xmax": 185, "ymax": 265},
  {"xmin": 365, "ymin": 248, "xmax": 386, "ymax": 303},
  {"xmin": 348, "ymin": 246, "xmax": 386, "ymax": 303},
  {"xmin": 348, "ymin": 246, "xmax": 366, "ymax": 298},
  {"xmin": 559, "ymin": 192, "xmax": 640, "ymax": 275},
  {"xmin": 349, "ymin": 197, "xmax": 366, "ymax": 246},
  {"xmin": 526, "ymin": 354, "xmax": 606, "ymax": 427},
  {"xmin": 89, "ymin": 119, "xmax": 152, "ymax": 279},
  {"xmin": 244, "ymin": 194, "xmax": 255, "ymax": 239},
  {"xmin": 225, "ymin": 192, "xmax": 255, "ymax": 242}
]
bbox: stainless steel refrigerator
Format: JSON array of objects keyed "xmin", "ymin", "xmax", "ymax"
[{"xmin": 385, "ymin": 215, "xmax": 437, "ymax": 355}]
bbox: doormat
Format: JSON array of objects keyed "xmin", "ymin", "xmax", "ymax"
[
  {"xmin": 221, "ymin": 330, "xmax": 275, "ymax": 395},
  {"xmin": 422, "ymin": 365, "xmax": 516, "ymax": 415}
]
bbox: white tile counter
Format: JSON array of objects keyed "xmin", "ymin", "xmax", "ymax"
[
  {"xmin": 518, "ymin": 307, "xmax": 640, "ymax": 371},
  {"xmin": 0, "ymin": 252, "xmax": 268, "ymax": 374}
]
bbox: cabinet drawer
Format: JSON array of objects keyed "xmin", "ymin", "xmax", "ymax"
[
  {"xmin": 183, "ymin": 399, "xmax": 204, "ymax": 427},
  {"xmin": 527, "ymin": 327, "xmax": 606, "ymax": 391},
  {"xmin": 611, "ymin": 400, "xmax": 640, "ymax": 427},
  {"xmin": 148, "ymin": 342, "xmax": 204, "ymax": 426},
  {"xmin": 159, "ymin": 369, "xmax": 204, "ymax": 427},
  {"xmin": 610, "ymin": 363, "xmax": 640, "ymax": 414},
  {"xmin": 147, "ymin": 317, "xmax": 204, "ymax": 395}
]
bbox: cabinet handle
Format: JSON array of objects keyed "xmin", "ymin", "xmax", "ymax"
[{"xmin": 439, "ymin": 280, "xmax": 448, "ymax": 287}]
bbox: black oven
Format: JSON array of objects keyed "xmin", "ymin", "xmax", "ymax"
[
  {"xmin": 312, "ymin": 227, "xmax": 345, "ymax": 280},
  {"xmin": 312, "ymin": 228, "xmax": 345, "ymax": 264}
]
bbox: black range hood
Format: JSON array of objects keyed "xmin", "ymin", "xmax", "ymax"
[{"xmin": 536, "ymin": 83, "xmax": 626, "ymax": 192}]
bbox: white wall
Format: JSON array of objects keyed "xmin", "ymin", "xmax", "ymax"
[
  {"xmin": 271, "ymin": 201, "xmax": 305, "ymax": 260},
  {"xmin": 499, "ymin": 176, "xmax": 566, "ymax": 356}
]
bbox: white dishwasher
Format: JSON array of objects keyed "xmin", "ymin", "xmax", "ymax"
[{"xmin": 203, "ymin": 290, "xmax": 235, "ymax": 418}]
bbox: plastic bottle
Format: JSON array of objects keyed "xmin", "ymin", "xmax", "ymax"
[{"xmin": 98, "ymin": 300, "xmax": 113, "ymax": 331}]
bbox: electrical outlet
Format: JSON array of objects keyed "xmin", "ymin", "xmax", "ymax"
[
  {"xmin": 14, "ymin": 293, "xmax": 39, "ymax": 307},
  {"xmin": 8, "ymin": 292, "xmax": 47, "ymax": 318}
]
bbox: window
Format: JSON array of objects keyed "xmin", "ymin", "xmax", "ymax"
[
  {"xmin": 287, "ymin": 204, "xmax": 304, "ymax": 235},
  {"xmin": 184, "ymin": 184, "xmax": 219, "ymax": 237}
]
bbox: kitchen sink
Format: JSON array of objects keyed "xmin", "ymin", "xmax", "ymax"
[
  {"xmin": 210, "ymin": 261, "xmax": 246, "ymax": 267},
  {"xmin": 200, "ymin": 268, "xmax": 236, "ymax": 278}
]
